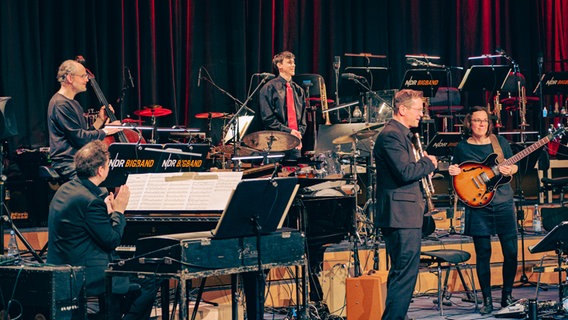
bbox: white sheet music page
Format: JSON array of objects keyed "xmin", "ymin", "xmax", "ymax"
[{"xmin": 125, "ymin": 171, "xmax": 243, "ymax": 211}]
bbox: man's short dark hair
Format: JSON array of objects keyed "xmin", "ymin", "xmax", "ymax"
[
  {"xmin": 393, "ymin": 89, "xmax": 423, "ymax": 113},
  {"xmin": 272, "ymin": 51, "xmax": 295, "ymax": 70},
  {"xmin": 74, "ymin": 140, "xmax": 110, "ymax": 178}
]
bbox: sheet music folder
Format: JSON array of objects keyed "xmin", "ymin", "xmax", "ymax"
[{"xmin": 458, "ymin": 65, "xmax": 511, "ymax": 92}]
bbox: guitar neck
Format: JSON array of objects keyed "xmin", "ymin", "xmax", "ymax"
[{"xmin": 501, "ymin": 135, "xmax": 551, "ymax": 166}]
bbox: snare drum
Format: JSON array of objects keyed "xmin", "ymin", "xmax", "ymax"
[{"xmin": 317, "ymin": 151, "xmax": 343, "ymax": 179}]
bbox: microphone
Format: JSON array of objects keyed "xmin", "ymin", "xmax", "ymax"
[
  {"xmin": 341, "ymin": 73, "xmax": 364, "ymax": 80},
  {"xmin": 197, "ymin": 67, "xmax": 202, "ymax": 87},
  {"xmin": 255, "ymin": 72, "xmax": 275, "ymax": 79},
  {"xmin": 126, "ymin": 67, "xmax": 134, "ymax": 88},
  {"xmin": 333, "ymin": 56, "xmax": 341, "ymax": 71}
]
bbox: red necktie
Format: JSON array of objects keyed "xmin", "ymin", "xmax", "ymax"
[{"xmin": 286, "ymin": 82, "xmax": 298, "ymax": 130}]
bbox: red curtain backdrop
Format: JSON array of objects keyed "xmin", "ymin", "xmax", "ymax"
[{"xmin": 0, "ymin": 0, "xmax": 567, "ymax": 149}]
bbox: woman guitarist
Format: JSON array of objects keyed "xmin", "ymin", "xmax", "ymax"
[
  {"xmin": 448, "ymin": 105, "xmax": 518, "ymax": 315},
  {"xmin": 47, "ymin": 59, "xmax": 123, "ymax": 181}
]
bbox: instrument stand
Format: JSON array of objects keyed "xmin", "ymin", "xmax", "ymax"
[
  {"xmin": 0, "ymin": 142, "xmax": 44, "ymax": 263},
  {"xmin": 514, "ymin": 172, "xmax": 542, "ymax": 289}
]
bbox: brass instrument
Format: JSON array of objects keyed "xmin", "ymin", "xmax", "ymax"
[
  {"xmin": 422, "ymin": 97, "xmax": 431, "ymax": 120},
  {"xmin": 413, "ymin": 133, "xmax": 439, "ymax": 216},
  {"xmin": 319, "ymin": 76, "xmax": 331, "ymax": 125},
  {"xmin": 493, "ymin": 91, "xmax": 503, "ymax": 128},
  {"xmin": 520, "ymin": 86, "xmax": 529, "ymax": 127}
]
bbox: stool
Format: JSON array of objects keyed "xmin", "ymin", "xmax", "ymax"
[
  {"xmin": 540, "ymin": 177, "xmax": 568, "ymax": 206},
  {"xmin": 421, "ymin": 249, "xmax": 477, "ymax": 316}
]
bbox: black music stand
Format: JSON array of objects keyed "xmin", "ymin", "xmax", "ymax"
[
  {"xmin": 458, "ymin": 65, "xmax": 511, "ymax": 93},
  {"xmin": 425, "ymin": 133, "xmax": 463, "ymax": 160},
  {"xmin": 529, "ymin": 221, "xmax": 568, "ymax": 314},
  {"xmin": 215, "ymin": 177, "xmax": 301, "ymax": 320},
  {"xmin": 535, "ymin": 72, "xmax": 568, "ymax": 95},
  {"xmin": 400, "ymin": 69, "xmax": 447, "ymax": 98}
]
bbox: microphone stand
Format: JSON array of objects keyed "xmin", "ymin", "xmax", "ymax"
[
  {"xmin": 334, "ymin": 60, "xmax": 341, "ymax": 122},
  {"xmin": 222, "ymin": 75, "xmax": 271, "ymax": 170},
  {"xmin": 200, "ymin": 70, "xmax": 256, "ymax": 170}
]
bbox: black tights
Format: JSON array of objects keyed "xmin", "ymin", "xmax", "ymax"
[{"xmin": 473, "ymin": 233, "xmax": 518, "ymax": 299}]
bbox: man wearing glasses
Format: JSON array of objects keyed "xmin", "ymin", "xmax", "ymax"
[
  {"xmin": 373, "ymin": 89, "xmax": 438, "ymax": 320},
  {"xmin": 47, "ymin": 59, "xmax": 122, "ymax": 181}
]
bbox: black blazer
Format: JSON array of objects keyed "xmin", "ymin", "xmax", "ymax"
[
  {"xmin": 47, "ymin": 178, "xmax": 127, "ymax": 296},
  {"xmin": 373, "ymin": 120, "xmax": 436, "ymax": 229}
]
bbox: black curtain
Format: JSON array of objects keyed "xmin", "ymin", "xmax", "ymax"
[{"xmin": 0, "ymin": 0, "xmax": 565, "ymax": 152}]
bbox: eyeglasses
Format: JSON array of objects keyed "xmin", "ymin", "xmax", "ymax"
[
  {"xmin": 71, "ymin": 73, "xmax": 89, "ymax": 79},
  {"xmin": 471, "ymin": 119, "xmax": 489, "ymax": 124}
]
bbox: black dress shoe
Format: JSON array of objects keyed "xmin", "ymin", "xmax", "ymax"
[{"xmin": 480, "ymin": 297, "xmax": 493, "ymax": 315}]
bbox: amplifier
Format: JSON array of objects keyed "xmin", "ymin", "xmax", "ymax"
[{"xmin": 0, "ymin": 265, "xmax": 86, "ymax": 320}]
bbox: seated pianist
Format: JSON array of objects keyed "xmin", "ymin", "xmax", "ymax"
[{"xmin": 47, "ymin": 140, "xmax": 158, "ymax": 320}]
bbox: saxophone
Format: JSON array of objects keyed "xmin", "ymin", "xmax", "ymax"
[
  {"xmin": 520, "ymin": 86, "xmax": 528, "ymax": 127},
  {"xmin": 493, "ymin": 91, "xmax": 503, "ymax": 128},
  {"xmin": 413, "ymin": 133, "xmax": 439, "ymax": 216},
  {"xmin": 319, "ymin": 76, "xmax": 331, "ymax": 125}
]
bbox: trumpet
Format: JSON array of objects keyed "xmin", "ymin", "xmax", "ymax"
[
  {"xmin": 493, "ymin": 91, "xmax": 503, "ymax": 128},
  {"xmin": 413, "ymin": 133, "xmax": 439, "ymax": 216},
  {"xmin": 520, "ymin": 85, "xmax": 529, "ymax": 127},
  {"xmin": 319, "ymin": 76, "xmax": 331, "ymax": 125}
]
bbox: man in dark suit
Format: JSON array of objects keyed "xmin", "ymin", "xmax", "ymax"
[
  {"xmin": 47, "ymin": 140, "xmax": 156, "ymax": 320},
  {"xmin": 373, "ymin": 89, "xmax": 438, "ymax": 320}
]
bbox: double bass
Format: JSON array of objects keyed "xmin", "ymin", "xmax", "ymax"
[{"xmin": 75, "ymin": 56, "xmax": 144, "ymax": 144}]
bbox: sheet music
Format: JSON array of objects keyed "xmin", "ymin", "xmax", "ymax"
[{"xmin": 125, "ymin": 171, "xmax": 243, "ymax": 211}]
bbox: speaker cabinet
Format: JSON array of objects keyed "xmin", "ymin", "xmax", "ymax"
[
  {"xmin": 0, "ymin": 265, "xmax": 86, "ymax": 320},
  {"xmin": 346, "ymin": 271, "xmax": 388, "ymax": 320}
]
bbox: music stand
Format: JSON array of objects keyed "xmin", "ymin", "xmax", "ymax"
[
  {"xmin": 535, "ymin": 72, "xmax": 568, "ymax": 95},
  {"xmin": 212, "ymin": 177, "xmax": 299, "ymax": 239},
  {"xmin": 458, "ymin": 65, "xmax": 511, "ymax": 93},
  {"xmin": 425, "ymin": 133, "xmax": 463, "ymax": 160},
  {"xmin": 529, "ymin": 221, "xmax": 568, "ymax": 313},
  {"xmin": 400, "ymin": 69, "xmax": 447, "ymax": 98}
]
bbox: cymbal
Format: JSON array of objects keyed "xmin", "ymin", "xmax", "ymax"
[
  {"xmin": 134, "ymin": 106, "xmax": 172, "ymax": 117},
  {"xmin": 332, "ymin": 122, "xmax": 385, "ymax": 144},
  {"xmin": 122, "ymin": 118, "xmax": 143, "ymax": 124},
  {"xmin": 195, "ymin": 112, "xmax": 227, "ymax": 119},
  {"xmin": 500, "ymin": 96, "xmax": 540, "ymax": 105},
  {"xmin": 332, "ymin": 135, "xmax": 355, "ymax": 145},
  {"xmin": 353, "ymin": 122, "xmax": 385, "ymax": 139},
  {"xmin": 242, "ymin": 130, "xmax": 300, "ymax": 152}
]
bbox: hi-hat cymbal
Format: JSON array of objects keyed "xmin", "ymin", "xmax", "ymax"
[
  {"xmin": 195, "ymin": 112, "xmax": 227, "ymax": 119},
  {"xmin": 134, "ymin": 106, "xmax": 172, "ymax": 117},
  {"xmin": 242, "ymin": 130, "xmax": 300, "ymax": 152}
]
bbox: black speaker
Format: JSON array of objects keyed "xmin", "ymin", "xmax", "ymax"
[
  {"xmin": 0, "ymin": 265, "xmax": 86, "ymax": 320},
  {"xmin": 541, "ymin": 206, "xmax": 568, "ymax": 232}
]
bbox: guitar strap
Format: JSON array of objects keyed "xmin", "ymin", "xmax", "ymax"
[{"xmin": 489, "ymin": 134, "xmax": 505, "ymax": 163}]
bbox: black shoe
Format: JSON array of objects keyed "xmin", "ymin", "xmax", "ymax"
[
  {"xmin": 501, "ymin": 293, "xmax": 516, "ymax": 308},
  {"xmin": 480, "ymin": 297, "xmax": 493, "ymax": 315}
]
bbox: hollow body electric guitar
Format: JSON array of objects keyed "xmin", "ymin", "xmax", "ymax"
[{"xmin": 453, "ymin": 127, "xmax": 565, "ymax": 208}]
